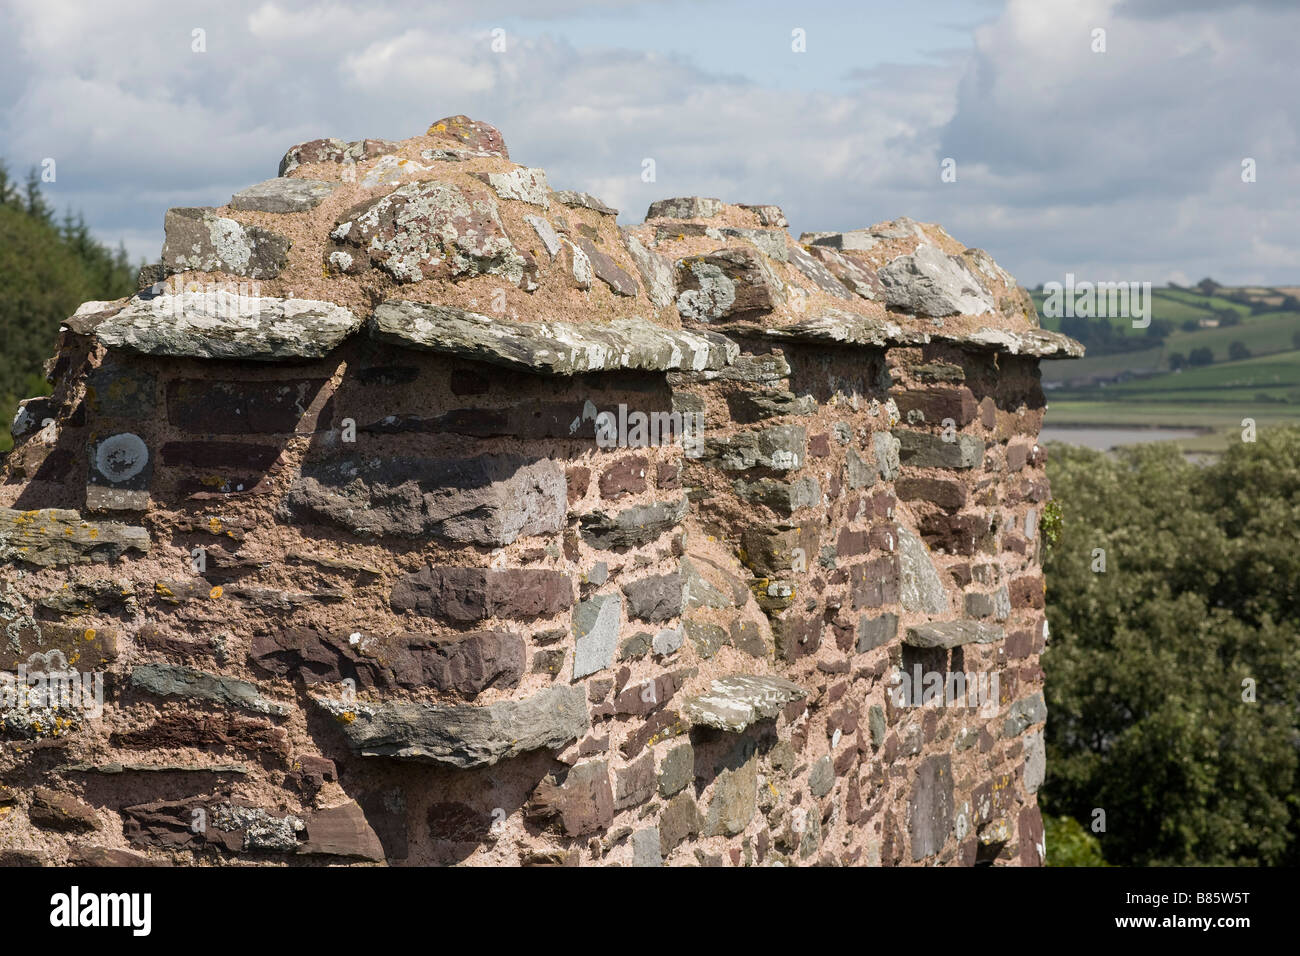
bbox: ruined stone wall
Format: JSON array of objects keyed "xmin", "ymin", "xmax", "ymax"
[{"xmin": 0, "ymin": 116, "xmax": 1080, "ymax": 867}]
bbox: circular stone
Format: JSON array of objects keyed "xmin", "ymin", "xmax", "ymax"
[{"xmin": 95, "ymin": 432, "xmax": 149, "ymax": 483}]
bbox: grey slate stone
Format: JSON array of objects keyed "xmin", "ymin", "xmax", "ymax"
[
  {"xmin": 904, "ymin": 620, "xmax": 1005, "ymax": 649},
  {"xmin": 874, "ymin": 431, "xmax": 901, "ymax": 481},
  {"xmin": 704, "ymin": 424, "xmax": 806, "ymax": 472},
  {"xmin": 96, "ymin": 292, "xmax": 361, "ymax": 361},
  {"xmin": 131, "ymin": 665, "xmax": 288, "ymax": 716},
  {"xmin": 373, "ymin": 301, "xmax": 737, "ymax": 376},
  {"xmin": 658, "ymin": 742, "xmax": 694, "ymax": 797},
  {"xmin": 0, "ymin": 507, "xmax": 150, "ymax": 567},
  {"xmin": 231, "ymin": 178, "xmax": 339, "ymax": 212},
  {"xmin": 621, "ymin": 229, "xmax": 676, "ymax": 309},
  {"xmin": 1024, "ymin": 729, "xmax": 1046, "ymax": 794},
  {"xmin": 1003, "ymin": 692, "xmax": 1048, "ymax": 738},
  {"xmin": 652, "ymin": 626, "xmax": 684, "ymax": 657},
  {"xmin": 878, "ymin": 243, "xmax": 994, "ymax": 317},
  {"xmin": 282, "ymin": 454, "xmax": 566, "ymax": 547},
  {"xmin": 631, "ymin": 826, "xmax": 662, "ymax": 866},
  {"xmin": 647, "ymin": 196, "xmax": 724, "ymax": 219},
  {"xmin": 846, "ymin": 447, "xmax": 874, "ymax": 489},
  {"xmin": 622, "ymin": 572, "xmax": 683, "ymax": 623},
  {"xmin": 315, "ymin": 684, "xmax": 589, "ymax": 768},
  {"xmin": 682, "ymin": 675, "xmax": 808, "ymax": 732},
  {"xmin": 894, "ymin": 430, "xmax": 985, "ymax": 469},
  {"xmin": 161, "ymin": 207, "xmax": 290, "ymax": 278},
  {"xmin": 897, "ymin": 526, "xmax": 949, "ymax": 614},
  {"xmin": 474, "ymin": 166, "xmax": 550, "ymax": 207},
  {"xmin": 578, "ymin": 498, "xmax": 688, "ymax": 551},
  {"xmin": 573, "ymin": 593, "xmax": 622, "ymax": 679},
  {"xmin": 732, "ymin": 475, "xmax": 821, "ymax": 515},
  {"xmin": 809, "ymin": 754, "xmax": 834, "ymax": 798},
  {"xmin": 909, "ymin": 754, "xmax": 954, "ymax": 861},
  {"xmin": 787, "ymin": 244, "xmax": 852, "ymax": 299},
  {"xmin": 857, "ymin": 612, "xmax": 899, "ymax": 652},
  {"xmin": 554, "ymin": 190, "xmax": 617, "ymax": 215}
]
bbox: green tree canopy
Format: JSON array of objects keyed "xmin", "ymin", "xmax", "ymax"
[{"xmin": 1042, "ymin": 432, "xmax": 1300, "ymax": 866}]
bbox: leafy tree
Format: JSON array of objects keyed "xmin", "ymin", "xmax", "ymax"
[
  {"xmin": 0, "ymin": 162, "xmax": 136, "ymax": 453},
  {"xmin": 1168, "ymin": 352, "xmax": 1186, "ymax": 371},
  {"xmin": 1196, "ymin": 277, "xmax": 1219, "ymax": 295},
  {"xmin": 1228, "ymin": 340, "xmax": 1251, "ymax": 361},
  {"xmin": 1188, "ymin": 346, "xmax": 1214, "ymax": 366},
  {"xmin": 1217, "ymin": 309, "xmax": 1241, "ymax": 327},
  {"xmin": 1041, "ymin": 434, "xmax": 1300, "ymax": 866},
  {"xmin": 1044, "ymin": 814, "xmax": 1109, "ymax": 867},
  {"xmin": 1181, "ymin": 319, "xmax": 1200, "ymax": 332}
]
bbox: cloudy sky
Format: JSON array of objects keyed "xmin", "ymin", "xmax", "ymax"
[{"xmin": 2, "ymin": 0, "xmax": 1297, "ymax": 287}]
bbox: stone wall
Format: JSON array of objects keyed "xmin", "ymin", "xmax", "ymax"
[{"xmin": 0, "ymin": 116, "xmax": 1080, "ymax": 867}]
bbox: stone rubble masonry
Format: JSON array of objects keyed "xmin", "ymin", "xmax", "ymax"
[{"xmin": 0, "ymin": 115, "xmax": 1080, "ymax": 868}]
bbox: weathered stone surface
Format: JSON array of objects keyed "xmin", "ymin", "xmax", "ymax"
[
  {"xmin": 96, "ymin": 292, "xmax": 360, "ymax": 360},
  {"xmin": 652, "ymin": 626, "xmax": 684, "ymax": 657},
  {"xmin": 373, "ymin": 301, "xmax": 737, "ymax": 376},
  {"xmin": 578, "ymin": 498, "xmax": 688, "ymax": 551},
  {"xmin": 623, "ymin": 572, "xmax": 683, "ymax": 623},
  {"xmin": 301, "ymin": 800, "xmax": 386, "ymax": 860},
  {"xmin": 162, "ymin": 207, "xmax": 290, "ymax": 278},
  {"xmin": 632, "ymin": 826, "xmax": 662, "ymax": 866},
  {"xmin": 809, "ymin": 246, "xmax": 884, "ymax": 299},
  {"xmin": 427, "ymin": 115, "xmax": 509, "ymax": 157},
  {"xmin": 614, "ymin": 753, "xmax": 656, "ymax": 810},
  {"xmin": 682, "ymin": 675, "xmax": 808, "ymax": 732},
  {"xmin": 282, "ymin": 454, "xmax": 566, "ymax": 547},
  {"xmin": 658, "ymin": 742, "xmax": 694, "ymax": 797},
  {"xmin": 1024, "ymin": 729, "xmax": 1046, "ymax": 794},
  {"xmin": 874, "ymin": 432, "xmax": 901, "ymax": 481},
  {"xmin": 739, "ymin": 203, "xmax": 787, "ymax": 227},
  {"xmin": 167, "ymin": 378, "xmax": 331, "ymax": 434},
  {"xmin": 475, "ymin": 166, "xmax": 550, "ymax": 207},
  {"xmin": 111, "ymin": 712, "xmax": 288, "ymax": 755},
  {"xmin": 85, "ymin": 360, "xmax": 156, "ymax": 419},
  {"xmin": 1003, "ymin": 692, "xmax": 1048, "ymax": 737},
  {"xmin": 809, "ymin": 754, "xmax": 835, "ymax": 799},
  {"xmin": 29, "ymin": 788, "xmax": 99, "ymax": 832},
  {"xmin": 904, "ymin": 621, "xmax": 1004, "ymax": 649},
  {"xmin": 909, "ymin": 754, "xmax": 954, "ymax": 860},
  {"xmin": 721, "ymin": 227, "xmax": 788, "ymax": 262},
  {"xmin": 390, "ymin": 567, "xmax": 572, "ymax": 623},
  {"xmin": 573, "ymin": 593, "xmax": 622, "ymax": 678},
  {"xmin": 733, "ymin": 475, "xmax": 821, "ymax": 514},
  {"xmin": 621, "ymin": 229, "xmax": 675, "ymax": 309},
  {"xmin": 575, "ymin": 237, "xmax": 638, "ymax": 296},
  {"xmin": 684, "ymin": 619, "xmax": 729, "ymax": 659},
  {"xmin": 705, "ymin": 742, "xmax": 757, "ymax": 836},
  {"xmin": 130, "ymin": 665, "xmax": 289, "ymax": 716},
  {"xmin": 252, "ymin": 627, "xmax": 525, "ymax": 697},
  {"xmin": 857, "ymin": 612, "xmax": 899, "ymax": 652},
  {"xmin": 231, "ymin": 178, "xmax": 339, "ymax": 213},
  {"xmin": 897, "ymin": 526, "xmax": 949, "ymax": 614},
  {"xmin": 705, "ymin": 424, "xmax": 806, "ymax": 471},
  {"xmin": 0, "ymin": 507, "xmax": 150, "ymax": 567},
  {"xmin": 525, "ymin": 214, "xmax": 563, "ymax": 260},
  {"xmin": 676, "ymin": 248, "xmax": 784, "ymax": 323},
  {"xmin": 327, "ymin": 180, "xmax": 524, "ymax": 283},
  {"xmin": 554, "ymin": 190, "xmax": 617, "ymax": 215},
  {"xmin": 894, "ymin": 430, "xmax": 985, "ymax": 469},
  {"xmin": 318, "ymin": 684, "xmax": 588, "ymax": 767},
  {"xmin": 879, "ymin": 244, "xmax": 994, "ymax": 317},
  {"xmin": 647, "ymin": 197, "xmax": 724, "ymax": 219},
  {"xmin": 659, "ymin": 790, "xmax": 701, "ymax": 855},
  {"xmin": 787, "ymin": 244, "xmax": 853, "ymax": 298},
  {"xmin": 965, "ymin": 585, "xmax": 1011, "ymax": 621},
  {"xmin": 527, "ymin": 760, "xmax": 614, "ymax": 836},
  {"xmin": 895, "ymin": 476, "xmax": 967, "ymax": 511}
]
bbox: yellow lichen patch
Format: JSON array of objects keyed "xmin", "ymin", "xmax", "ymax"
[
  {"xmin": 429, "ymin": 122, "xmax": 448, "ymax": 134},
  {"xmin": 155, "ymin": 583, "xmax": 174, "ymax": 598},
  {"xmin": 339, "ymin": 711, "xmax": 356, "ymax": 724},
  {"xmin": 83, "ymin": 628, "xmax": 96, "ymax": 642},
  {"xmin": 209, "ymin": 585, "xmax": 224, "ymax": 600},
  {"xmin": 208, "ymin": 517, "xmax": 223, "ymax": 534},
  {"xmin": 201, "ymin": 474, "xmax": 225, "ymax": 487}
]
